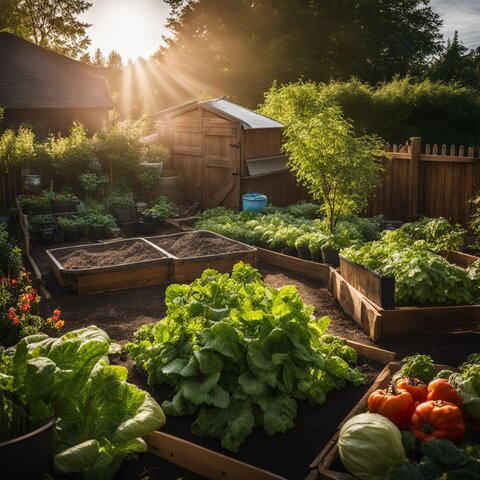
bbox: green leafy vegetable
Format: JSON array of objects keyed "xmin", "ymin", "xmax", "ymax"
[
  {"xmin": 126, "ymin": 263, "xmax": 364, "ymax": 451},
  {"xmin": 0, "ymin": 326, "xmax": 165, "ymax": 480}
]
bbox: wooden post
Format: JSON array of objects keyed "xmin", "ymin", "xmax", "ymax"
[{"xmin": 409, "ymin": 137, "xmax": 421, "ymax": 221}]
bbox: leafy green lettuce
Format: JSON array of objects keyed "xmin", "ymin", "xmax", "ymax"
[
  {"xmin": 0, "ymin": 326, "xmax": 165, "ymax": 480},
  {"xmin": 127, "ymin": 262, "xmax": 364, "ymax": 451}
]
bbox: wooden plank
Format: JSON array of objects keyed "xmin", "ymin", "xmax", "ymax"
[
  {"xmin": 420, "ymin": 155, "xmax": 474, "ymax": 163},
  {"xmin": 310, "ymin": 362, "xmax": 394, "ymax": 471},
  {"xmin": 339, "ymin": 256, "xmax": 394, "ymax": 309},
  {"xmin": 380, "ymin": 304, "xmax": 480, "ymax": 339},
  {"xmin": 387, "ymin": 152, "xmax": 410, "ymax": 160},
  {"xmin": 146, "ymin": 431, "xmax": 286, "ymax": 480},
  {"xmin": 256, "ymin": 248, "xmax": 331, "ymax": 282},
  {"xmin": 409, "ymin": 138, "xmax": 420, "ymax": 220},
  {"xmin": 442, "ymin": 250, "xmax": 478, "ymax": 268},
  {"xmin": 328, "ymin": 270, "xmax": 382, "ymax": 342},
  {"xmin": 344, "ymin": 340, "xmax": 395, "ymax": 364}
]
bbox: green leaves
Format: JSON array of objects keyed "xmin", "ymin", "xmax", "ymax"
[
  {"xmin": 0, "ymin": 326, "xmax": 165, "ymax": 480},
  {"xmin": 127, "ymin": 263, "xmax": 364, "ymax": 451}
]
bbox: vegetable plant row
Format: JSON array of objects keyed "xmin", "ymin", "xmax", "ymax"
[
  {"xmin": 341, "ymin": 217, "xmax": 478, "ymax": 306},
  {"xmin": 338, "ymin": 354, "xmax": 480, "ymax": 479},
  {"xmin": 194, "ymin": 205, "xmax": 381, "ymax": 256},
  {"xmin": 127, "ymin": 262, "xmax": 365, "ymax": 451}
]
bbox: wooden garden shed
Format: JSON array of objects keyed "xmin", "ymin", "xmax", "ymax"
[{"xmin": 151, "ymin": 98, "xmax": 306, "ymax": 209}]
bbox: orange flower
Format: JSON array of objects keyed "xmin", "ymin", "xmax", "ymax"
[
  {"xmin": 11, "ymin": 316, "xmax": 20, "ymax": 325},
  {"xmin": 21, "ymin": 303, "xmax": 30, "ymax": 311},
  {"xmin": 53, "ymin": 309, "xmax": 61, "ymax": 316},
  {"xmin": 54, "ymin": 320, "xmax": 65, "ymax": 329},
  {"xmin": 11, "ymin": 279, "xmax": 17, "ymax": 285}
]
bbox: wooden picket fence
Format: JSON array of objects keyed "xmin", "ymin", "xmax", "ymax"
[
  {"xmin": 367, "ymin": 138, "xmax": 479, "ymax": 226},
  {"xmin": 1, "ymin": 138, "xmax": 480, "ymax": 226}
]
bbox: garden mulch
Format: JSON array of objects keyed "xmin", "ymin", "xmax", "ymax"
[{"xmin": 30, "ymin": 241, "xmax": 480, "ymax": 480}]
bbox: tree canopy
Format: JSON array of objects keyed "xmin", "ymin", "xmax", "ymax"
[
  {"xmin": 158, "ymin": 0, "xmax": 443, "ymax": 105},
  {"xmin": 0, "ymin": 0, "xmax": 92, "ymax": 58}
]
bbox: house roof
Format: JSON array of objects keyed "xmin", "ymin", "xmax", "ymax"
[
  {"xmin": 152, "ymin": 98, "xmax": 284, "ymax": 129},
  {"xmin": 0, "ymin": 32, "xmax": 113, "ymax": 110}
]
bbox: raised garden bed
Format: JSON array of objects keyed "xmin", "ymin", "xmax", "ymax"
[
  {"xmin": 330, "ymin": 250, "xmax": 480, "ymax": 341},
  {"xmin": 311, "ymin": 361, "xmax": 451, "ymax": 480},
  {"xmin": 47, "ymin": 238, "xmax": 171, "ymax": 294},
  {"xmin": 141, "ymin": 342, "xmax": 395, "ymax": 480},
  {"xmin": 147, "ymin": 230, "xmax": 257, "ymax": 282}
]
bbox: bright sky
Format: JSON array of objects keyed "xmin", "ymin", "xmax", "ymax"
[
  {"xmin": 80, "ymin": 0, "xmax": 480, "ymax": 63},
  {"xmin": 80, "ymin": 0, "xmax": 170, "ymax": 63}
]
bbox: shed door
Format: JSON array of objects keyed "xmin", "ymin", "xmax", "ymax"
[{"xmin": 203, "ymin": 125, "xmax": 241, "ymax": 209}]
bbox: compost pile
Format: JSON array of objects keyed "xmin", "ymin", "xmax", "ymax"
[
  {"xmin": 152, "ymin": 231, "xmax": 249, "ymax": 257},
  {"xmin": 126, "ymin": 262, "xmax": 365, "ymax": 452},
  {"xmin": 58, "ymin": 241, "xmax": 165, "ymax": 269}
]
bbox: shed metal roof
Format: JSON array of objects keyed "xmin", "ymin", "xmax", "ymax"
[
  {"xmin": 152, "ymin": 98, "xmax": 284, "ymax": 129},
  {"xmin": 200, "ymin": 99, "xmax": 284, "ymax": 129},
  {"xmin": 0, "ymin": 32, "xmax": 113, "ymax": 110}
]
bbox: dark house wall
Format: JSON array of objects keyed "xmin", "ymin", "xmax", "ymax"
[{"xmin": 2, "ymin": 108, "xmax": 110, "ymax": 138}]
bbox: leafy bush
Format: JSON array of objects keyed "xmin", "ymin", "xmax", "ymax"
[
  {"xmin": 143, "ymin": 196, "xmax": 175, "ymax": 221},
  {"xmin": 28, "ymin": 214, "xmax": 56, "ymax": 233},
  {"xmin": 103, "ymin": 190, "xmax": 135, "ymax": 210},
  {"xmin": 80, "ymin": 210, "xmax": 117, "ymax": 229},
  {"xmin": 126, "ymin": 263, "xmax": 364, "ymax": 451},
  {"xmin": 0, "ymin": 126, "xmax": 36, "ymax": 173},
  {"xmin": 143, "ymin": 144, "xmax": 170, "ymax": 163},
  {"xmin": 0, "ymin": 327, "xmax": 165, "ymax": 479},
  {"xmin": 342, "ymin": 219, "xmax": 473, "ymax": 306},
  {"xmin": 0, "ymin": 224, "xmax": 22, "ymax": 277}
]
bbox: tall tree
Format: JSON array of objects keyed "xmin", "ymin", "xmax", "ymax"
[
  {"xmin": 157, "ymin": 0, "xmax": 443, "ymax": 105},
  {"xmin": 0, "ymin": 0, "xmax": 92, "ymax": 58},
  {"xmin": 92, "ymin": 47, "xmax": 106, "ymax": 67}
]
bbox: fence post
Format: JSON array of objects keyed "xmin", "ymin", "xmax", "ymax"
[{"xmin": 409, "ymin": 137, "xmax": 421, "ymax": 221}]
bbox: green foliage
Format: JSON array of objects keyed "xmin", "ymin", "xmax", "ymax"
[
  {"xmin": 0, "ymin": 224, "xmax": 22, "ymax": 277},
  {"xmin": 342, "ymin": 219, "xmax": 473, "ymax": 306},
  {"xmin": 102, "ymin": 190, "xmax": 135, "ymax": 210},
  {"xmin": 259, "ymin": 81, "xmax": 386, "ymax": 232},
  {"xmin": 143, "ymin": 196, "xmax": 175, "ymax": 221},
  {"xmin": 28, "ymin": 215, "xmax": 56, "ymax": 233},
  {"xmin": 398, "ymin": 354, "xmax": 436, "ymax": 383},
  {"xmin": 0, "ymin": 327, "xmax": 165, "ymax": 479},
  {"xmin": 316, "ymin": 77, "xmax": 480, "ymax": 145},
  {"xmin": 159, "ymin": 0, "xmax": 441, "ymax": 105},
  {"xmin": 0, "ymin": 126, "xmax": 36, "ymax": 172},
  {"xmin": 80, "ymin": 210, "xmax": 116, "ymax": 229},
  {"xmin": 79, "ymin": 172, "xmax": 109, "ymax": 194},
  {"xmin": 196, "ymin": 206, "xmax": 378, "ymax": 253},
  {"xmin": 126, "ymin": 263, "xmax": 364, "ymax": 451},
  {"xmin": 0, "ymin": 0, "xmax": 92, "ymax": 58},
  {"xmin": 389, "ymin": 439, "xmax": 480, "ymax": 480},
  {"xmin": 143, "ymin": 144, "xmax": 170, "ymax": 163}
]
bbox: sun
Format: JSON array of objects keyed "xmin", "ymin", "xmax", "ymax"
[{"xmin": 82, "ymin": 0, "xmax": 170, "ymax": 61}]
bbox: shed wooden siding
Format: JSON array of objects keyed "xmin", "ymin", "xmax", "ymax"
[{"xmin": 241, "ymin": 129, "xmax": 283, "ymax": 176}]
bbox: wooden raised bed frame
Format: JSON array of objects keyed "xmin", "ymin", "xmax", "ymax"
[
  {"xmin": 46, "ymin": 238, "xmax": 172, "ymax": 295},
  {"xmin": 331, "ymin": 250, "xmax": 480, "ymax": 342},
  {"xmin": 311, "ymin": 361, "xmax": 451, "ymax": 480},
  {"xmin": 145, "ymin": 342, "xmax": 395, "ymax": 480},
  {"xmin": 147, "ymin": 230, "xmax": 257, "ymax": 283}
]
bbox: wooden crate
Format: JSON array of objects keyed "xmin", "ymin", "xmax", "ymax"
[
  {"xmin": 329, "ymin": 268, "xmax": 480, "ymax": 342},
  {"xmin": 47, "ymin": 238, "xmax": 172, "ymax": 295},
  {"xmin": 339, "ymin": 255, "xmax": 394, "ymax": 309},
  {"xmin": 146, "ymin": 231, "xmax": 257, "ymax": 283},
  {"xmin": 311, "ymin": 362, "xmax": 451, "ymax": 480},
  {"xmin": 145, "ymin": 343, "xmax": 395, "ymax": 480}
]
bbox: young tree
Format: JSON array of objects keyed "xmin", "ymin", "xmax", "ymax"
[
  {"xmin": 0, "ymin": 0, "xmax": 92, "ymax": 58},
  {"xmin": 259, "ymin": 81, "xmax": 387, "ymax": 232},
  {"xmin": 79, "ymin": 52, "xmax": 92, "ymax": 65}
]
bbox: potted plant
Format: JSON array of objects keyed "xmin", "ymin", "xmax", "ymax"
[
  {"xmin": 17, "ymin": 194, "xmax": 52, "ymax": 215},
  {"xmin": 139, "ymin": 144, "xmax": 169, "ymax": 170},
  {"xmin": 308, "ymin": 232, "xmax": 327, "ymax": 262},
  {"xmin": 142, "ymin": 196, "xmax": 175, "ymax": 226},
  {"xmin": 295, "ymin": 233, "xmax": 312, "ymax": 260},
  {"xmin": 103, "ymin": 191, "xmax": 136, "ymax": 222},
  {"xmin": 321, "ymin": 228, "xmax": 353, "ymax": 268},
  {"xmin": 44, "ymin": 191, "xmax": 78, "ymax": 214},
  {"xmin": 28, "ymin": 215, "xmax": 56, "ymax": 244},
  {"xmin": 57, "ymin": 217, "xmax": 77, "ymax": 242},
  {"xmin": 81, "ymin": 211, "xmax": 117, "ymax": 240}
]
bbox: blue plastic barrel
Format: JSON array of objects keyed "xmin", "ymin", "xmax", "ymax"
[{"xmin": 242, "ymin": 193, "xmax": 267, "ymax": 212}]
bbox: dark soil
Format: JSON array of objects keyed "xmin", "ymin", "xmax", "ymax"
[
  {"xmin": 151, "ymin": 231, "xmax": 251, "ymax": 258},
  {"xmin": 29, "ymin": 243, "xmax": 480, "ymax": 480},
  {"xmin": 55, "ymin": 240, "xmax": 166, "ymax": 270}
]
